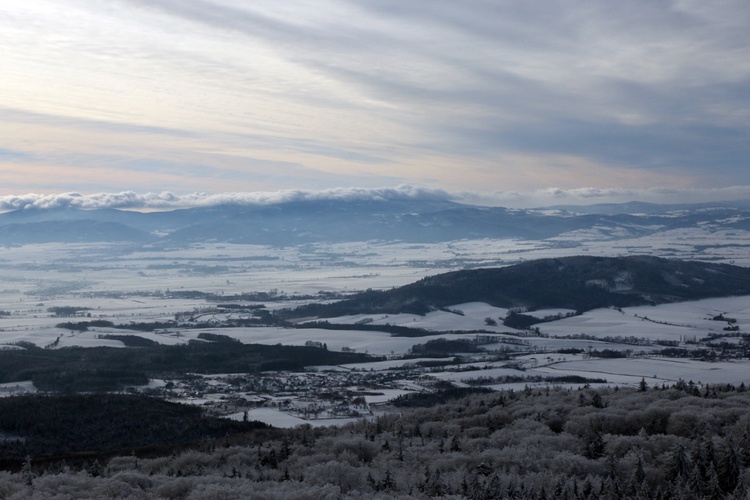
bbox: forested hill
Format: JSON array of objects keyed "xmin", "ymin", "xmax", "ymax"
[{"xmin": 286, "ymin": 256, "xmax": 750, "ymax": 317}]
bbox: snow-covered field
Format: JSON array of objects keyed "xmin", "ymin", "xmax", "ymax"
[
  {"xmin": 225, "ymin": 408, "xmax": 362, "ymax": 428},
  {"xmin": 2, "ymin": 234, "xmax": 750, "ymax": 408}
]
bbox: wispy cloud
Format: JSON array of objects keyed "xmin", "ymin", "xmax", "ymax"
[{"xmin": 1, "ymin": 0, "xmax": 749, "ymax": 196}]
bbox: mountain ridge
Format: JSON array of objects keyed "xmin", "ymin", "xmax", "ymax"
[
  {"xmin": 2, "ymin": 199, "xmax": 750, "ymax": 245},
  {"xmin": 284, "ymin": 255, "xmax": 750, "ymax": 318}
]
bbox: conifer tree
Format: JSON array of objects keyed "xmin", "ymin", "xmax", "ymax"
[
  {"xmin": 583, "ymin": 428, "xmax": 606, "ymax": 459},
  {"xmin": 705, "ymin": 462, "xmax": 723, "ymax": 500},
  {"xmin": 739, "ymin": 421, "xmax": 750, "ymax": 466},
  {"xmin": 717, "ymin": 439, "xmax": 743, "ymax": 494},
  {"xmin": 666, "ymin": 443, "xmax": 692, "ymax": 483},
  {"xmin": 730, "ymin": 479, "xmax": 748, "ymax": 500},
  {"xmin": 628, "ymin": 455, "xmax": 647, "ymax": 497},
  {"xmin": 688, "ymin": 463, "xmax": 707, "ymax": 495}
]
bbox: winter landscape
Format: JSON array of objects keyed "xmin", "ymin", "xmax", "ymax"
[
  {"xmin": 1, "ymin": 197, "xmax": 750, "ymax": 497},
  {"xmin": 5, "ymin": 0, "xmax": 750, "ymax": 497},
  {"xmin": 2, "ymin": 198, "xmax": 750, "ymax": 397}
]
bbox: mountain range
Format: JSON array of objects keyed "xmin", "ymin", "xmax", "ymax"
[{"xmin": 1, "ymin": 199, "xmax": 749, "ymax": 246}]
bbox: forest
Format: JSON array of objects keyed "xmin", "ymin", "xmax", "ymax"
[
  {"xmin": 282, "ymin": 256, "xmax": 750, "ymax": 319},
  {"xmin": 0, "ymin": 340, "xmax": 379, "ymax": 393},
  {"xmin": 0, "ymin": 394, "xmax": 268, "ymax": 466},
  {"xmin": 3, "ymin": 383, "xmax": 750, "ymax": 498}
]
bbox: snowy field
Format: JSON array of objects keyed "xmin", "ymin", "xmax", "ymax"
[
  {"xmin": 225, "ymin": 408, "xmax": 362, "ymax": 428},
  {"xmin": 2, "ymin": 233, "xmax": 750, "ymax": 405}
]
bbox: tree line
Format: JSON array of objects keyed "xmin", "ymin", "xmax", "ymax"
[{"xmin": 0, "ymin": 341, "xmax": 381, "ymax": 393}]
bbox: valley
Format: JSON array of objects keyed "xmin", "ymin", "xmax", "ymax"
[
  {"xmin": 2, "ymin": 213, "xmax": 750, "ymax": 430},
  {"xmin": 2, "ymin": 200, "xmax": 750, "ymax": 496}
]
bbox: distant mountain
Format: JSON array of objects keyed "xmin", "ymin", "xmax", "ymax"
[
  {"xmin": 1, "ymin": 199, "xmax": 750, "ymax": 245},
  {"xmin": 544, "ymin": 200, "xmax": 750, "ymax": 215},
  {"xmin": 0, "ymin": 219, "xmax": 153, "ymax": 245},
  {"xmin": 285, "ymin": 256, "xmax": 750, "ymax": 317}
]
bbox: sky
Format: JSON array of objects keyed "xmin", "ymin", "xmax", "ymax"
[{"xmin": 1, "ymin": 0, "xmax": 750, "ymax": 208}]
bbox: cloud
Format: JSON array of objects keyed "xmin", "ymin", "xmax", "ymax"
[
  {"xmin": 0, "ymin": 186, "xmax": 452, "ymax": 211},
  {"xmin": 1, "ymin": 1, "xmax": 749, "ymax": 195},
  {"xmin": 0, "ymin": 148, "xmax": 35, "ymax": 161},
  {"xmin": 458, "ymin": 186, "xmax": 750, "ymax": 208}
]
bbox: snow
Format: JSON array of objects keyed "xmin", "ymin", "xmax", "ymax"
[
  {"xmin": 0, "ymin": 380, "xmax": 36, "ymax": 396},
  {"xmin": 532, "ymin": 357, "xmax": 750, "ymax": 387},
  {"xmin": 536, "ymin": 300, "xmax": 750, "ymax": 343},
  {"xmin": 3, "ymin": 236, "xmax": 750, "ymax": 395},
  {"xmin": 322, "ymin": 302, "xmax": 514, "ymax": 333},
  {"xmin": 226, "ymin": 408, "xmax": 362, "ymax": 428}
]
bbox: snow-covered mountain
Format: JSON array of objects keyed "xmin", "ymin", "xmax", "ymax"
[{"xmin": 1, "ymin": 199, "xmax": 749, "ymax": 245}]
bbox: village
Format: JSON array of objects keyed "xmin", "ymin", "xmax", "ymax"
[{"xmin": 136, "ymin": 362, "xmax": 438, "ymax": 427}]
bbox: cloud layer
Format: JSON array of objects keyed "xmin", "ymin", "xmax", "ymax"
[
  {"xmin": 0, "ymin": 186, "xmax": 451, "ymax": 211},
  {"xmin": 1, "ymin": 1, "xmax": 749, "ymax": 199}
]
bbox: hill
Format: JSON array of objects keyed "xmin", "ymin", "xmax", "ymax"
[{"xmin": 284, "ymin": 255, "xmax": 750, "ymax": 317}]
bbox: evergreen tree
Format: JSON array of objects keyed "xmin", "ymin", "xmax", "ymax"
[
  {"xmin": 739, "ymin": 421, "xmax": 750, "ymax": 466},
  {"xmin": 581, "ymin": 476, "xmax": 594, "ymax": 499},
  {"xmin": 690, "ymin": 436, "xmax": 715, "ymax": 490},
  {"xmin": 628, "ymin": 455, "xmax": 647, "ymax": 497},
  {"xmin": 429, "ymin": 468, "xmax": 443, "ymax": 497},
  {"xmin": 537, "ymin": 484, "xmax": 547, "ymax": 500},
  {"xmin": 21, "ymin": 455, "xmax": 34, "ymax": 487},
  {"xmin": 449, "ymin": 434, "xmax": 460, "ymax": 452},
  {"xmin": 717, "ymin": 439, "xmax": 743, "ymax": 494},
  {"xmin": 591, "ymin": 392, "xmax": 606, "ymax": 408},
  {"xmin": 666, "ymin": 443, "xmax": 691, "ymax": 483},
  {"xmin": 553, "ymin": 477, "xmax": 566, "ymax": 498},
  {"xmin": 381, "ymin": 468, "xmax": 394, "ymax": 491},
  {"xmin": 730, "ymin": 479, "xmax": 748, "ymax": 500},
  {"xmin": 583, "ymin": 428, "xmax": 606, "ymax": 459},
  {"xmin": 705, "ymin": 462, "xmax": 723, "ymax": 500},
  {"xmin": 604, "ymin": 453, "xmax": 621, "ymax": 497},
  {"xmin": 688, "ymin": 463, "xmax": 707, "ymax": 495},
  {"xmin": 602, "ymin": 475, "xmax": 621, "ymax": 500}
]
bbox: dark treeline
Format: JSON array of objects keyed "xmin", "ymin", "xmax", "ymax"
[
  {"xmin": 0, "ymin": 394, "xmax": 269, "ymax": 465},
  {"xmin": 295, "ymin": 320, "xmax": 439, "ymax": 338},
  {"xmin": 280, "ymin": 288, "xmax": 434, "ymax": 318},
  {"xmin": 4, "ymin": 384, "xmax": 750, "ymax": 497},
  {"xmin": 503, "ymin": 310, "xmax": 579, "ymax": 330},
  {"xmin": 97, "ymin": 334, "xmax": 159, "ymax": 348},
  {"xmin": 391, "ymin": 385, "xmax": 495, "ymax": 408},
  {"xmin": 462, "ymin": 374, "xmax": 609, "ymax": 387},
  {"xmin": 0, "ymin": 342, "xmax": 381, "ymax": 392},
  {"xmin": 56, "ymin": 320, "xmax": 115, "ymax": 331},
  {"xmin": 294, "ymin": 320, "xmax": 506, "ymax": 339},
  {"xmin": 409, "ymin": 338, "xmax": 488, "ymax": 355},
  {"xmin": 47, "ymin": 306, "xmax": 91, "ymax": 317}
]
